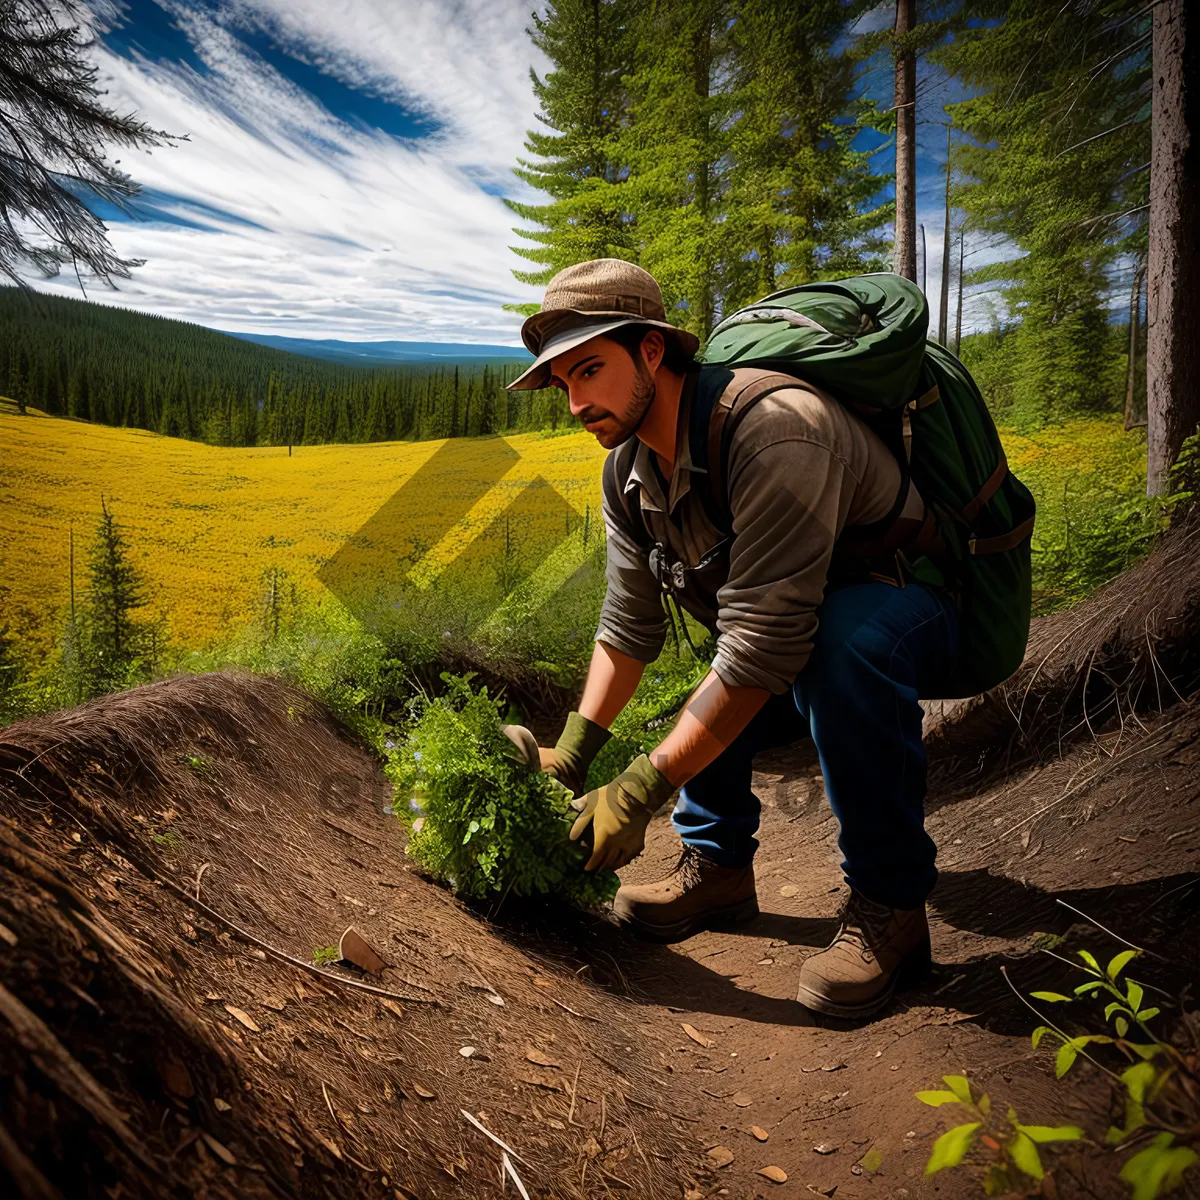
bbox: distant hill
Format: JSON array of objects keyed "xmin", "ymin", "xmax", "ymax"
[
  {"xmin": 227, "ymin": 332, "xmax": 532, "ymax": 367},
  {"xmin": 0, "ymin": 287, "xmax": 565, "ymax": 447}
]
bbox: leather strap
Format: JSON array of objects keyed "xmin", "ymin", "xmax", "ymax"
[
  {"xmin": 969, "ymin": 515, "xmax": 1035, "ymax": 556},
  {"xmin": 961, "ymin": 454, "xmax": 1009, "ymax": 524},
  {"xmin": 707, "ymin": 372, "xmax": 809, "ymax": 515}
]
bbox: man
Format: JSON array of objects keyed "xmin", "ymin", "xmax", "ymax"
[{"xmin": 505, "ymin": 259, "xmax": 958, "ymax": 1017}]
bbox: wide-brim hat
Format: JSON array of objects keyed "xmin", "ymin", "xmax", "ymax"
[{"xmin": 506, "ymin": 259, "xmax": 700, "ymax": 391}]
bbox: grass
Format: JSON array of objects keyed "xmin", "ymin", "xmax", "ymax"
[{"xmin": 0, "ymin": 399, "xmax": 1161, "ymax": 741}]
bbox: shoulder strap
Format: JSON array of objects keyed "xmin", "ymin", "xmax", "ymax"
[
  {"xmin": 689, "ymin": 367, "xmax": 812, "ymax": 535},
  {"xmin": 604, "ymin": 435, "xmax": 652, "ymax": 549}
]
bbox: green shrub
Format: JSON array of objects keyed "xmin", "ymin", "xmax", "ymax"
[{"xmin": 385, "ymin": 673, "xmax": 619, "ymax": 907}]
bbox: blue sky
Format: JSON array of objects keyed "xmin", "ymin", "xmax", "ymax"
[{"xmin": 33, "ymin": 0, "xmax": 973, "ymax": 343}]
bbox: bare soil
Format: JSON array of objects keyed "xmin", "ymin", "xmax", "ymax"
[{"xmin": 3, "ymin": 524, "xmax": 1200, "ymax": 1200}]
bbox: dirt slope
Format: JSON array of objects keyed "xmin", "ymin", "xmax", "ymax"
[
  {"xmin": 3, "ymin": 524, "xmax": 1200, "ymax": 1200},
  {"xmin": 0, "ymin": 673, "xmax": 702, "ymax": 1199}
]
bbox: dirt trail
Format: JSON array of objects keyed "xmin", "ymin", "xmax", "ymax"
[{"xmin": 3, "ymin": 527, "xmax": 1200, "ymax": 1199}]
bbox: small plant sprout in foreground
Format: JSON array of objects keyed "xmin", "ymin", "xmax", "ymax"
[
  {"xmin": 917, "ymin": 944, "xmax": 1199, "ymax": 1198},
  {"xmin": 917, "ymin": 1073, "xmax": 1081, "ymax": 1193},
  {"xmin": 312, "ymin": 945, "xmax": 339, "ymax": 966}
]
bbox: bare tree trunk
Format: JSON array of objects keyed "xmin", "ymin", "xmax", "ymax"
[
  {"xmin": 894, "ymin": 0, "xmax": 917, "ymax": 282},
  {"xmin": 954, "ymin": 226, "xmax": 964, "ymax": 354},
  {"xmin": 1147, "ymin": 0, "xmax": 1199, "ymax": 495},
  {"xmin": 919, "ymin": 223, "xmax": 927, "ymax": 296},
  {"xmin": 1124, "ymin": 259, "xmax": 1145, "ymax": 431},
  {"xmin": 938, "ymin": 123, "xmax": 952, "ymax": 344}
]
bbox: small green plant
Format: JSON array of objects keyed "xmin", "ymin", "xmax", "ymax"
[
  {"xmin": 917, "ymin": 1073, "xmax": 1082, "ymax": 1192},
  {"xmin": 385, "ymin": 672, "xmax": 619, "ymax": 907},
  {"xmin": 918, "ymin": 945, "xmax": 1199, "ymax": 1199},
  {"xmin": 180, "ymin": 751, "xmax": 213, "ymax": 775},
  {"xmin": 312, "ymin": 945, "xmax": 339, "ymax": 966},
  {"xmin": 151, "ymin": 828, "xmax": 185, "ymax": 852}
]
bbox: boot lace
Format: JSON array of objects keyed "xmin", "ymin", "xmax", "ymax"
[
  {"xmin": 835, "ymin": 891, "xmax": 894, "ymax": 963},
  {"xmin": 672, "ymin": 846, "xmax": 709, "ymax": 891}
]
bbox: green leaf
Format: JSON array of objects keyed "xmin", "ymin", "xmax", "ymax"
[
  {"xmin": 1122, "ymin": 1060, "xmax": 1158, "ymax": 1104},
  {"xmin": 942, "ymin": 1075, "xmax": 973, "ymax": 1103},
  {"xmin": 1106, "ymin": 1001, "xmax": 1132, "ymax": 1021},
  {"xmin": 925, "ymin": 1122, "xmax": 982, "ymax": 1175},
  {"xmin": 1119, "ymin": 1132, "xmax": 1199, "ymax": 1200},
  {"xmin": 916, "ymin": 1089, "xmax": 963, "ymax": 1107},
  {"xmin": 1137, "ymin": 1007, "xmax": 1161, "ymax": 1022},
  {"xmin": 1055, "ymin": 1041, "xmax": 1080, "ymax": 1078},
  {"xmin": 1127, "ymin": 1043, "xmax": 1164, "ymax": 1061},
  {"xmin": 1126, "ymin": 981, "xmax": 1144, "ymax": 1013},
  {"xmin": 978, "ymin": 1092, "xmax": 991, "ymax": 1116},
  {"xmin": 1008, "ymin": 1131, "xmax": 1044, "ymax": 1180},
  {"xmin": 1077, "ymin": 949, "xmax": 1102, "ymax": 973},
  {"xmin": 1075, "ymin": 980, "xmax": 1105, "ymax": 994},
  {"xmin": 1116, "ymin": 1016, "xmax": 1130, "ymax": 1038},
  {"xmin": 1019, "ymin": 1125, "xmax": 1084, "ymax": 1144},
  {"xmin": 1031, "ymin": 1025, "xmax": 1052, "ymax": 1049},
  {"xmin": 1107, "ymin": 949, "xmax": 1138, "ymax": 979},
  {"xmin": 1031, "ymin": 991, "xmax": 1073, "ymax": 1003}
]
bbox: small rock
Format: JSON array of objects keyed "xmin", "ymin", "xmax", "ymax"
[
  {"xmin": 757, "ymin": 1165, "xmax": 788, "ymax": 1183},
  {"xmin": 813, "ymin": 1143, "xmax": 838, "ymax": 1155},
  {"xmin": 779, "ymin": 884, "xmax": 799, "ymax": 897},
  {"xmin": 339, "ymin": 926, "xmax": 387, "ymax": 974},
  {"xmin": 750, "ymin": 1126, "xmax": 769, "ymax": 1142},
  {"xmin": 707, "ymin": 1145, "xmax": 735, "ymax": 1168},
  {"xmin": 213, "ymin": 1098, "xmax": 232, "ymax": 1112},
  {"xmin": 459, "ymin": 1046, "xmax": 476, "ymax": 1058},
  {"xmin": 731, "ymin": 1092, "xmax": 753, "ymax": 1107}
]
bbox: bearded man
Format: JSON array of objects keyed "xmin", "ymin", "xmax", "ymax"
[{"xmin": 504, "ymin": 259, "xmax": 958, "ymax": 1017}]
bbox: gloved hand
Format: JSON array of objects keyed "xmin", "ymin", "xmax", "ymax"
[
  {"xmin": 569, "ymin": 754, "xmax": 676, "ymax": 872},
  {"xmin": 502, "ymin": 710, "xmax": 612, "ymax": 797}
]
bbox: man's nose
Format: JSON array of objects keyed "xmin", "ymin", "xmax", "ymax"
[{"xmin": 567, "ymin": 388, "xmax": 588, "ymax": 418}]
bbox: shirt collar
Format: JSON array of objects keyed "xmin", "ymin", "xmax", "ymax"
[{"xmin": 622, "ymin": 370, "xmax": 706, "ymax": 515}]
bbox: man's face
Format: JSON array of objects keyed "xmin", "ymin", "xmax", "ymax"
[{"xmin": 547, "ymin": 330, "xmax": 663, "ymax": 450}]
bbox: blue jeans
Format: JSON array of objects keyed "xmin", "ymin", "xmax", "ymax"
[{"xmin": 672, "ymin": 582, "xmax": 959, "ymax": 910}]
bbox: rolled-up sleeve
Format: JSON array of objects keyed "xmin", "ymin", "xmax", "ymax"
[
  {"xmin": 594, "ymin": 453, "xmax": 667, "ymax": 662},
  {"xmin": 711, "ymin": 437, "xmax": 848, "ymax": 694}
]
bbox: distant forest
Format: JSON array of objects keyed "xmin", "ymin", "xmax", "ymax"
[{"xmin": 0, "ymin": 288, "xmax": 572, "ymax": 446}]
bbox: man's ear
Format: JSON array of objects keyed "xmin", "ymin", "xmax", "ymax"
[{"xmin": 640, "ymin": 328, "xmax": 666, "ymax": 374}]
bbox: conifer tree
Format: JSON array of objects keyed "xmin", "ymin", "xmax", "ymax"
[
  {"xmin": 0, "ymin": 1, "xmax": 172, "ymax": 286},
  {"xmin": 506, "ymin": 0, "xmax": 637, "ymax": 298},
  {"xmin": 85, "ymin": 497, "xmax": 148, "ymax": 693},
  {"xmin": 933, "ymin": 0, "xmax": 1151, "ymax": 420}
]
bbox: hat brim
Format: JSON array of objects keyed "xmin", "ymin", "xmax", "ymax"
[{"xmin": 505, "ymin": 317, "xmax": 700, "ymax": 391}]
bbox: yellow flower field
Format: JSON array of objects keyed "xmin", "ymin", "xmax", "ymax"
[
  {"xmin": 1, "ymin": 399, "xmax": 1143, "ymax": 661},
  {"xmin": 0, "ymin": 400, "xmax": 607, "ymax": 661}
]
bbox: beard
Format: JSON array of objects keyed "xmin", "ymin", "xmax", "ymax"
[{"xmin": 593, "ymin": 363, "xmax": 656, "ymax": 450}]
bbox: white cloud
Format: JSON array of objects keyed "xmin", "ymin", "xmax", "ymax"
[{"xmin": 29, "ymin": 0, "xmax": 550, "ymax": 342}]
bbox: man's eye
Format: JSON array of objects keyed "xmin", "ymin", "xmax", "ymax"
[{"xmin": 582, "ymin": 365, "xmax": 600, "ymax": 378}]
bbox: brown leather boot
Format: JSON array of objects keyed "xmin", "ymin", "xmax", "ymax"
[
  {"xmin": 795, "ymin": 890, "xmax": 931, "ymax": 1018},
  {"xmin": 611, "ymin": 847, "xmax": 758, "ymax": 943}
]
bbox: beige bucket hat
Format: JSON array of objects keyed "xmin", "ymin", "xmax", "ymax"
[{"xmin": 506, "ymin": 259, "xmax": 700, "ymax": 391}]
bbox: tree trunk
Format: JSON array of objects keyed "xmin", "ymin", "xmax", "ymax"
[
  {"xmin": 893, "ymin": 0, "xmax": 917, "ymax": 282},
  {"xmin": 954, "ymin": 226, "xmax": 964, "ymax": 354},
  {"xmin": 1146, "ymin": 0, "xmax": 1199, "ymax": 495},
  {"xmin": 1125, "ymin": 259, "xmax": 1145, "ymax": 431},
  {"xmin": 938, "ymin": 123, "xmax": 952, "ymax": 344}
]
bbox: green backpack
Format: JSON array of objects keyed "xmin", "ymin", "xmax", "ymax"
[{"xmin": 690, "ymin": 273, "xmax": 1035, "ymax": 701}]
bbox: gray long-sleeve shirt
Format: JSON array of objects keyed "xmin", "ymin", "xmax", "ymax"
[{"xmin": 594, "ymin": 367, "xmax": 925, "ymax": 694}]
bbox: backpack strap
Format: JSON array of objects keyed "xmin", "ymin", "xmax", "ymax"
[
  {"xmin": 689, "ymin": 368, "xmax": 806, "ymax": 535},
  {"xmin": 604, "ymin": 432, "xmax": 653, "ymax": 549}
]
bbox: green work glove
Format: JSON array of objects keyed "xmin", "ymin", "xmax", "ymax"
[
  {"xmin": 539, "ymin": 710, "xmax": 613, "ymax": 797},
  {"xmin": 569, "ymin": 754, "xmax": 675, "ymax": 873}
]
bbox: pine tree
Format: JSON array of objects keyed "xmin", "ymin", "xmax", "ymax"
[
  {"xmin": 85, "ymin": 496, "xmax": 148, "ymax": 693},
  {"xmin": 0, "ymin": 1, "xmax": 172, "ymax": 285},
  {"xmin": 723, "ymin": 0, "xmax": 891, "ymax": 308},
  {"xmin": 506, "ymin": 0, "xmax": 637, "ymax": 294},
  {"xmin": 615, "ymin": 0, "xmax": 736, "ymax": 336},
  {"xmin": 933, "ymin": 0, "xmax": 1151, "ymax": 422}
]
